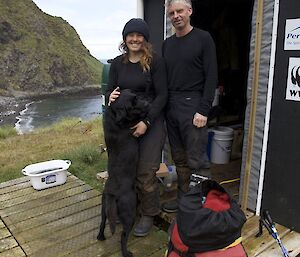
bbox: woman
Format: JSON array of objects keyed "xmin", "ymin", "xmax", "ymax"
[{"xmin": 105, "ymin": 18, "xmax": 167, "ymax": 237}]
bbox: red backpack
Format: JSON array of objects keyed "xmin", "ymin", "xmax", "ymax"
[{"xmin": 166, "ymin": 180, "xmax": 248, "ymax": 257}]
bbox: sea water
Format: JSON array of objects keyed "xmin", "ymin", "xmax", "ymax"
[{"xmin": 15, "ymin": 95, "xmax": 102, "ymax": 134}]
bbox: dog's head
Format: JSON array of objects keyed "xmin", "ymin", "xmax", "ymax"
[{"xmin": 110, "ymin": 89, "xmax": 149, "ymax": 126}]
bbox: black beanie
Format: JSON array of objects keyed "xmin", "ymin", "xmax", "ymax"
[{"xmin": 122, "ymin": 18, "xmax": 150, "ymax": 41}]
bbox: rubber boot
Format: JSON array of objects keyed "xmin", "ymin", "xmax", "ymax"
[{"xmin": 133, "ymin": 215, "xmax": 153, "ymax": 237}]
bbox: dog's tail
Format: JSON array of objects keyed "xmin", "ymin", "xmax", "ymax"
[{"xmin": 105, "ymin": 194, "xmax": 118, "ymax": 235}]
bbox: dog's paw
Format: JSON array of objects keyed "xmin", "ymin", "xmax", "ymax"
[{"xmin": 97, "ymin": 233, "xmax": 106, "ymax": 241}]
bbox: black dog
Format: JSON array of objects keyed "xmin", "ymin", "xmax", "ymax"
[{"xmin": 97, "ymin": 89, "xmax": 150, "ymax": 257}]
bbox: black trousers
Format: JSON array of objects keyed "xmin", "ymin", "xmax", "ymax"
[
  {"xmin": 166, "ymin": 93, "xmax": 211, "ymax": 194},
  {"xmin": 136, "ymin": 114, "xmax": 166, "ymax": 216}
]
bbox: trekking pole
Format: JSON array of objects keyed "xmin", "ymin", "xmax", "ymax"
[{"xmin": 256, "ymin": 210, "xmax": 290, "ymax": 257}]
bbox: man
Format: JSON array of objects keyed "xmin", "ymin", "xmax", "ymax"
[{"xmin": 162, "ymin": 0, "xmax": 218, "ymax": 212}]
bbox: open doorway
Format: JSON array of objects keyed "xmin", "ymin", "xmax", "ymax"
[
  {"xmin": 189, "ymin": 0, "xmax": 255, "ymax": 198},
  {"xmin": 191, "ymin": 0, "xmax": 254, "ymax": 123}
]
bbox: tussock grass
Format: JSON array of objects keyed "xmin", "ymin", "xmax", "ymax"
[
  {"xmin": 0, "ymin": 125, "xmax": 18, "ymax": 139},
  {"xmin": 0, "ymin": 117, "xmax": 107, "ymax": 191}
]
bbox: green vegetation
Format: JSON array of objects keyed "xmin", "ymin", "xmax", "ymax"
[
  {"xmin": 0, "ymin": 125, "xmax": 18, "ymax": 139},
  {"xmin": 0, "ymin": 117, "xmax": 107, "ymax": 191},
  {"xmin": 0, "ymin": 0, "xmax": 103, "ymax": 96}
]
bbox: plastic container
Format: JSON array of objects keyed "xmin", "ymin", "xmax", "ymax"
[
  {"xmin": 22, "ymin": 160, "xmax": 71, "ymax": 190},
  {"xmin": 164, "ymin": 165, "xmax": 177, "ymax": 191},
  {"xmin": 210, "ymin": 126, "xmax": 234, "ymax": 164}
]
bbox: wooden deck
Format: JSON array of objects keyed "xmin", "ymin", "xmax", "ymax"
[
  {"xmin": 1, "ymin": 171, "xmax": 300, "ymax": 257},
  {"xmin": 0, "ymin": 174, "xmax": 167, "ymax": 257}
]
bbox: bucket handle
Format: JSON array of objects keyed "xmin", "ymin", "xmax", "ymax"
[{"xmin": 214, "ymin": 140, "xmax": 231, "ymax": 153}]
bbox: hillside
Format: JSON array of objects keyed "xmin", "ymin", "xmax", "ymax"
[{"xmin": 0, "ymin": 0, "xmax": 103, "ymax": 97}]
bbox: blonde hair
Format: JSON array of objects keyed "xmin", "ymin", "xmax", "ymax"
[
  {"xmin": 165, "ymin": 0, "xmax": 192, "ymax": 8},
  {"xmin": 119, "ymin": 41, "xmax": 153, "ymax": 72}
]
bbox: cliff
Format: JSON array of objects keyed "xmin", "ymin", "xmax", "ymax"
[{"xmin": 0, "ymin": 0, "xmax": 103, "ymax": 97}]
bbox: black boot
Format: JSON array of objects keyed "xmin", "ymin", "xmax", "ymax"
[
  {"xmin": 162, "ymin": 199, "xmax": 178, "ymax": 213},
  {"xmin": 133, "ymin": 215, "xmax": 153, "ymax": 237}
]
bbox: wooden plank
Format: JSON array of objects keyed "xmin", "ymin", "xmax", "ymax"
[
  {"xmin": 0, "ymin": 227, "xmax": 11, "ymax": 240},
  {"xmin": 1, "ymin": 183, "xmax": 92, "ymax": 218},
  {"xmin": 109, "ymin": 228, "xmax": 168, "ymax": 257},
  {"xmin": 0, "ymin": 221, "xmax": 5, "ymax": 229},
  {"xmin": 256, "ymin": 231, "xmax": 300, "ymax": 257},
  {"xmin": 27, "ymin": 227, "xmax": 133, "ymax": 257},
  {"xmin": 241, "ymin": 0, "xmax": 265, "ymax": 211},
  {"xmin": 97, "ymin": 163, "xmax": 169, "ymax": 182},
  {"xmin": 0, "ymin": 181, "xmax": 86, "ymax": 217},
  {"xmin": 41, "ymin": 225, "xmax": 131, "ymax": 257},
  {"xmin": 242, "ymin": 215, "xmax": 260, "ymax": 241},
  {"xmin": 0, "ymin": 247, "xmax": 26, "ymax": 257},
  {"xmin": 63, "ymin": 227, "xmax": 166, "ymax": 257},
  {"xmin": 148, "ymin": 248, "xmax": 168, "ymax": 257},
  {"xmin": 11, "ymin": 195, "xmax": 101, "ymax": 233},
  {"xmin": 243, "ymin": 223, "xmax": 290, "ymax": 257},
  {"xmin": 5, "ymin": 189, "xmax": 100, "ymax": 225},
  {"xmin": 0, "ymin": 176, "xmax": 81, "ymax": 208},
  {"xmin": 0, "ymin": 236, "xmax": 18, "ymax": 253},
  {"xmin": 0, "ymin": 173, "xmax": 73, "ymax": 196},
  {"xmin": 0, "ymin": 181, "xmax": 31, "ymax": 196},
  {"xmin": 0, "ymin": 177, "xmax": 29, "ymax": 190},
  {"xmin": 14, "ymin": 205, "xmax": 101, "ymax": 244},
  {"xmin": 22, "ymin": 215, "xmax": 101, "ymax": 255}
]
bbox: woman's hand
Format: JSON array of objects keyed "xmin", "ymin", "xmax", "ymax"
[
  {"xmin": 131, "ymin": 121, "xmax": 147, "ymax": 138},
  {"xmin": 108, "ymin": 87, "xmax": 120, "ymax": 106}
]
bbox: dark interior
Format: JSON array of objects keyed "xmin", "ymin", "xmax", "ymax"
[{"xmin": 191, "ymin": 0, "xmax": 255, "ymax": 124}]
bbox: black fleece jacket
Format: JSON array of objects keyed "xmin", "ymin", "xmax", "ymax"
[
  {"xmin": 105, "ymin": 54, "xmax": 168, "ymax": 125},
  {"xmin": 162, "ymin": 28, "xmax": 218, "ymax": 116}
]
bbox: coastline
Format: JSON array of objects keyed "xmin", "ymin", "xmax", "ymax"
[{"xmin": 0, "ymin": 85, "xmax": 101, "ymax": 128}]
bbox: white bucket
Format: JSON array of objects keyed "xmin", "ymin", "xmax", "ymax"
[{"xmin": 210, "ymin": 126, "xmax": 234, "ymax": 164}]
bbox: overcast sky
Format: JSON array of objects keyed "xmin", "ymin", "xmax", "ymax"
[{"xmin": 32, "ymin": 0, "xmax": 137, "ymax": 60}]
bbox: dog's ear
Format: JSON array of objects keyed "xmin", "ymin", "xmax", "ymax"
[
  {"xmin": 110, "ymin": 89, "xmax": 137, "ymax": 124},
  {"xmin": 114, "ymin": 108, "xmax": 127, "ymax": 123},
  {"xmin": 128, "ymin": 97, "xmax": 150, "ymax": 119}
]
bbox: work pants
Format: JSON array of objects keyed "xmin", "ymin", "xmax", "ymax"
[
  {"xmin": 166, "ymin": 93, "xmax": 211, "ymax": 194},
  {"xmin": 136, "ymin": 114, "xmax": 166, "ymax": 216}
]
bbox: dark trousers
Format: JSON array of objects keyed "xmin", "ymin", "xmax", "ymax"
[
  {"xmin": 166, "ymin": 93, "xmax": 211, "ymax": 194},
  {"xmin": 136, "ymin": 114, "xmax": 166, "ymax": 216}
]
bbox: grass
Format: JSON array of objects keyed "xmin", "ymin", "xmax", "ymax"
[
  {"xmin": 0, "ymin": 117, "xmax": 107, "ymax": 191},
  {"xmin": 0, "ymin": 125, "xmax": 18, "ymax": 139}
]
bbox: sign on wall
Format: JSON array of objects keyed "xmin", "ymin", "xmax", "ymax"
[
  {"xmin": 284, "ymin": 18, "xmax": 300, "ymax": 50},
  {"xmin": 286, "ymin": 57, "xmax": 300, "ymax": 101}
]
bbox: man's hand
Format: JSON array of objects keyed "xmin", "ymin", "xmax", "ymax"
[
  {"xmin": 131, "ymin": 121, "xmax": 147, "ymax": 137},
  {"xmin": 108, "ymin": 87, "xmax": 120, "ymax": 106},
  {"xmin": 193, "ymin": 112, "xmax": 207, "ymax": 128}
]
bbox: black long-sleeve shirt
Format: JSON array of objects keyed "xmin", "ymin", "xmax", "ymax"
[
  {"xmin": 105, "ymin": 54, "xmax": 168, "ymax": 124},
  {"xmin": 162, "ymin": 28, "xmax": 218, "ymax": 116}
]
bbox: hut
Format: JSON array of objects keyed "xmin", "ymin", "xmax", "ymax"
[{"xmin": 137, "ymin": 0, "xmax": 300, "ymax": 232}]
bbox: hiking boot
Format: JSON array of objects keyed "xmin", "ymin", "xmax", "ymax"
[
  {"xmin": 133, "ymin": 215, "xmax": 153, "ymax": 237},
  {"xmin": 162, "ymin": 200, "xmax": 178, "ymax": 213}
]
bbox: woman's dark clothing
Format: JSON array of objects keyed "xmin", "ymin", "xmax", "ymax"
[
  {"xmin": 162, "ymin": 28, "xmax": 218, "ymax": 195},
  {"xmin": 105, "ymin": 54, "xmax": 167, "ymax": 216},
  {"xmin": 106, "ymin": 54, "xmax": 168, "ymax": 126}
]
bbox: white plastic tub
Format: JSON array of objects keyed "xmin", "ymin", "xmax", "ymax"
[{"xmin": 22, "ymin": 160, "xmax": 71, "ymax": 190}]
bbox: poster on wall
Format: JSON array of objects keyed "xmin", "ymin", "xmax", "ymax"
[
  {"xmin": 286, "ymin": 57, "xmax": 300, "ymax": 101},
  {"xmin": 284, "ymin": 18, "xmax": 300, "ymax": 50}
]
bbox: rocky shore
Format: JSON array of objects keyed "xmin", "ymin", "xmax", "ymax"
[
  {"xmin": 0, "ymin": 85, "xmax": 101, "ymax": 128},
  {"xmin": 0, "ymin": 96, "xmax": 28, "ymax": 127}
]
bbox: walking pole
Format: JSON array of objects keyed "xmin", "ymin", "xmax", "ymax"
[{"xmin": 256, "ymin": 210, "xmax": 290, "ymax": 257}]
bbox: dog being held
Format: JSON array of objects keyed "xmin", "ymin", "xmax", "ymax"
[{"xmin": 97, "ymin": 89, "xmax": 150, "ymax": 257}]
